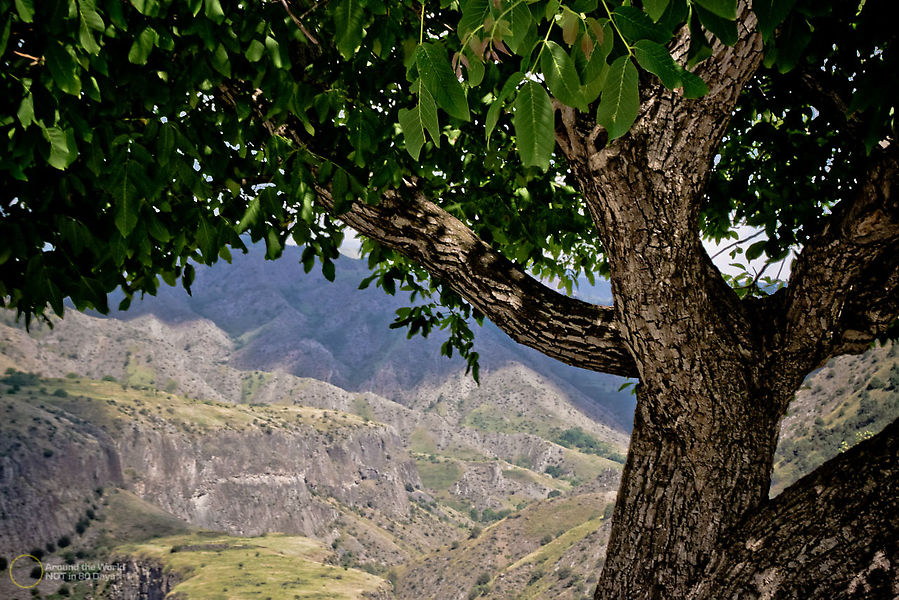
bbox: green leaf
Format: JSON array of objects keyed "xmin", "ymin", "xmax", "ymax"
[
  {"xmin": 0, "ymin": 17, "xmax": 10, "ymax": 57},
  {"xmin": 265, "ymin": 36, "xmax": 286, "ymax": 69},
  {"xmin": 398, "ymin": 79, "xmax": 439, "ymax": 161},
  {"xmin": 237, "ymin": 196, "xmax": 261, "ymax": 232},
  {"xmin": 486, "ymin": 72, "xmax": 522, "ymax": 147},
  {"xmin": 466, "ymin": 58, "xmax": 485, "ymax": 87},
  {"xmin": 245, "ymin": 39, "xmax": 265, "ymax": 62},
  {"xmin": 330, "ymin": 168, "xmax": 350, "ymax": 213},
  {"xmin": 322, "ymin": 260, "xmax": 336, "ymax": 282},
  {"xmin": 680, "ymin": 69, "xmax": 709, "ymax": 98},
  {"xmin": 540, "ymin": 41, "xmax": 585, "ymax": 110},
  {"xmin": 128, "ymin": 27, "xmax": 158, "ymax": 65},
  {"xmin": 204, "ymin": 0, "xmax": 225, "ymax": 23},
  {"xmin": 44, "ymin": 127, "xmax": 78, "ymax": 170},
  {"xmin": 754, "ymin": 0, "xmax": 797, "ymax": 42},
  {"xmin": 79, "ymin": 0, "xmax": 105, "ymax": 30},
  {"xmin": 746, "ymin": 240, "xmax": 767, "ymax": 260},
  {"xmin": 211, "ymin": 43, "xmax": 231, "ymax": 77},
  {"xmin": 597, "ymin": 56, "xmax": 640, "ymax": 140},
  {"xmin": 644, "ymin": 0, "xmax": 670, "ymax": 22},
  {"xmin": 695, "ymin": 5, "xmax": 737, "ymax": 45},
  {"xmin": 47, "ymin": 281, "xmax": 65, "ymax": 316},
  {"xmin": 416, "ymin": 43, "xmax": 470, "ymax": 122},
  {"xmin": 613, "ymin": 6, "xmax": 670, "ymax": 43},
  {"xmin": 771, "ymin": 14, "xmax": 811, "ymax": 73},
  {"xmin": 507, "ymin": 2, "xmax": 535, "ymax": 55},
  {"xmin": 14, "ymin": 0, "xmax": 34, "ymax": 23},
  {"xmin": 79, "ymin": 19, "xmax": 101, "ymax": 55},
  {"xmin": 458, "ymin": 0, "xmax": 489, "ymax": 41},
  {"xmin": 114, "ymin": 162, "xmax": 140, "ymax": 236},
  {"xmin": 513, "ymin": 81, "xmax": 554, "ymax": 171},
  {"xmin": 85, "ymin": 75, "xmax": 101, "ymax": 102},
  {"xmin": 17, "ymin": 94, "xmax": 34, "ymax": 128},
  {"xmin": 560, "ymin": 10, "xmax": 579, "ymax": 45},
  {"xmin": 131, "ymin": 0, "xmax": 160, "ymax": 17},
  {"xmin": 333, "ymin": 0, "xmax": 365, "ymax": 60},
  {"xmin": 633, "ymin": 40, "xmax": 681, "ymax": 89},
  {"xmin": 46, "ymin": 44, "xmax": 82, "ymax": 96},
  {"xmin": 694, "ymin": 0, "xmax": 737, "ymax": 20},
  {"xmin": 147, "ymin": 216, "xmax": 171, "ymax": 242},
  {"xmin": 569, "ymin": 0, "xmax": 598, "ymax": 11},
  {"xmin": 157, "ymin": 122, "xmax": 177, "ymax": 166},
  {"xmin": 264, "ymin": 229, "xmax": 282, "ymax": 260}
]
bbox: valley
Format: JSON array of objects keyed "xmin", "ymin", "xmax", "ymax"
[{"xmin": 1, "ymin": 246, "xmax": 897, "ymax": 599}]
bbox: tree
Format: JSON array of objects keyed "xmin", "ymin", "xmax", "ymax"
[{"xmin": 2, "ymin": 0, "xmax": 898, "ymax": 597}]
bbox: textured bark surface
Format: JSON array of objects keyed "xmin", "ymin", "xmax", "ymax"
[{"xmin": 689, "ymin": 419, "xmax": 899, "ymax": 600}]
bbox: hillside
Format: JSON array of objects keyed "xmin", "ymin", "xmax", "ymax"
[
  {"xmin": 102, "ymin": 244, "xmax": 636, "ymax": 430},
  {"xmin": 1, "ymin": 239, "xmax": 897, "ymax": 599},
  {"xmin": 0, "ymin": 366, "xmax": 628, "ymax": 598},
  {"xmin": 772, "ymin": 341, "xmax": 899, "ymax": 495}
]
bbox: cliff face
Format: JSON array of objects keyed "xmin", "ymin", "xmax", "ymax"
[
  {"xmin": 117, "ymin": 422, "xmax": 417, "ymax": 536},
  {"xmin": 0, "ymin": 382, "xmax": 419, "ymax": 560},
  {"xmin": 105, "ymin": 558, "xmax": 180, "ymax": 600},
  {"xmin": 0, "ymin": 395, "xmax": 123, "ymax": 557}
]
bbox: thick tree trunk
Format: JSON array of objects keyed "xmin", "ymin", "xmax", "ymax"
[{"xmin": 596, "ymin": 380, "xmax": 785, "ymax": 599}]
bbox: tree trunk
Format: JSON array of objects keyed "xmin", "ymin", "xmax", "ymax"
[{"xmin": 596, "ymin": 380, "xmax": 785, "ymax": 599}]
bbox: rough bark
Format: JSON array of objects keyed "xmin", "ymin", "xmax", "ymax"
[
  {"xmin": 553, "ymin": 9, "xmax": 781, "ymax": 598},
  {"xmin": 773, "ymin": 144, "xmax": 899, "ymax": 384},
  {"xmin": 688, "ymin": 418, "xmax": 899, "ymax": 600}
]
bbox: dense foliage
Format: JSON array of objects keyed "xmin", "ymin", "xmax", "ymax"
[{"xmin": 1, "ymin": 0, "xmax": 895, "ymax": 349}]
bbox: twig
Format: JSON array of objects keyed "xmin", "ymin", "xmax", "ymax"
[
  {"xmin": 281, "ymin": 0, "xmax": 320, "ymax": 45},
  {"xmin": 298, "ymin": 0, "xmax": 329, "ymax": 20},
  {"xmin": 710, "ymin": 228, "xmax": 765, "ymax": 260},
  {"xmin": 13, "ymin": 50, "xmax": 42, "ymax": 63}
]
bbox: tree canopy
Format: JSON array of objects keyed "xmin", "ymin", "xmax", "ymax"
[
  {"xmin": 3, "ymin": 0, "xmax": 892, "ymax": 331},
  {"xmin": 2, "ymin": 0, "xmax": 899, "ymax": 597}
]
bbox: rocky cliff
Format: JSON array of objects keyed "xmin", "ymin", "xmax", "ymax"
[{"xmin": 0, "ymin": 378, "xmax": 421, "ymax": 565}]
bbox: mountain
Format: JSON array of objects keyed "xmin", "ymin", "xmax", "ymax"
[
  {"xmin": 103, "ymin": 243, "xmax": 636, "ymax": 430},
  {"xmin": 0, "ymin": 245, "xmax": 633, "ymax": 598},
  {"xmin": 1, "ymin": 241, "xmax": 896, "ymax": 599}
]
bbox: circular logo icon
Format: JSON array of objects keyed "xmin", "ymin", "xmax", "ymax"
[{"xmin": 8, "ymin": 554, "xmax": 43, "ymax": 589}]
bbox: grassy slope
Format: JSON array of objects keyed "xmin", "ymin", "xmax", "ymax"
[
  {"xmin": 113, "ymin": 532, "xmax": 390, "ymax": 599},
  {"xmin": 772, "ymin": 341, "xmax": 899, "ymax": 495},
  {"xmin": 394, "ymin": 492, "xmax": 615, "ymax": 600}
]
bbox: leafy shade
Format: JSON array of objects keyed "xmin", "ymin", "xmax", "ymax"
[{"xmin": 0, "ymin": 0, "xmax": 895, "ymax": 350}]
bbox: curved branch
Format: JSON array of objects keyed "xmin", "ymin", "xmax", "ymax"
[
  {"xmin": 773, "ymin": 144, "xmax": 899, "ymax": 381},
  {"xmin": 315, "ymin": 184, "xmax": 639, "ymax": 378},
  {"xmin": 688, "ymin": 418, "xmax": 899, "ymax": 599}
]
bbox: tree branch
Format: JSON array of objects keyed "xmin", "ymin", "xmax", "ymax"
[
  {"xmin": 314, "ymin": 183, "xmax": 639, "ymax": 378},
  {"xmin": 772, "ymin": 143, "xmax": 899, "ymax": 382},
  {"xmin": 688, "ymin": 418, "xmax": 899, "ymax": 599}
]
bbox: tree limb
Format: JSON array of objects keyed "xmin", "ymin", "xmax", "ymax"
[
  {"xmin": 688, "ymin": 418, "xmax": 899, "ymax": 599},
  {"xmin": 772, "ymin": 143, "xmax": 899, "ymax": 383},
  {"xmin": 314, "ymin": 183, "xmax": 639, "ymax": 378}
]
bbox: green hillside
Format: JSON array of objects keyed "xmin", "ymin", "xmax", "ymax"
[
  {"xmin": 772, "ymin": 341, "xmax": 899, "ymax": 495},
  {"xmin": 113, "ymin": 532, "xmax": 391, "ymax": 599}
]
